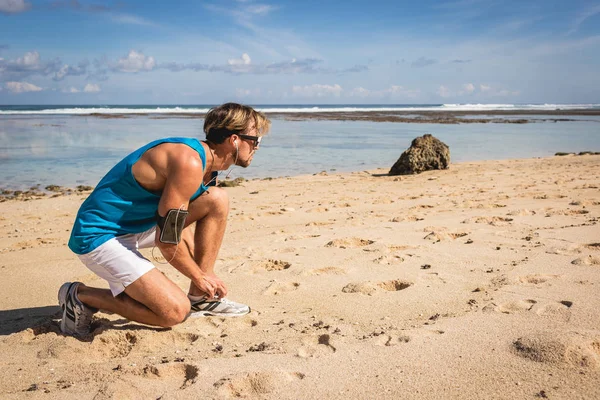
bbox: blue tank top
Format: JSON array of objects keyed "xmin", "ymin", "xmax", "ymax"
[{"xmin": 68, "ymin": 137, "xmax": 208, "ymax": 254}]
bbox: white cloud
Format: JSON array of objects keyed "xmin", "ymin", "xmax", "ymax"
[
  {"xmin": 15, "ymin": 51, "xmax": 41, "ymax": 68},
  {"xmin": 567, "ymin": 4, "xmax": 600, "ymax": 36},
  {"xmin": 245, "ymin": 4, "xmax": 276, "ymax": 15},
  {"xmin": 61, "ymin": 84, "xmax": 100, "ymax": 93},
  {"xmin": 350, "ymin": 85, "xmax": 421, "ymax": 98},
  {"xmin": 350, "ymin": 87, "xmax": 371, "ymax": 97},
  {"xmin": 235, "ymin": 88, "xmax": 261, "ymax": 98},
  {"xmin": 110, "ymin": 14, "xmax": 157, "ymax": 27},
  {"xmin": 228, "ymin": 53, "xmax": 252, "ymax": 66},
  {"xmin": 115, "ymin": 50, "xmax": 155, "ymax": 73},
  {"xmin": 53, "ymin": 61, "xmax": 88, "ymax": 81},
  {"xmin": 292, "ymin": 84, "xmax": 343, "ymax": 97},
  {"xmin": 480, "ymin": 84, "xmax": 491, "ymax": 92},
  {"xmin": 84, "ymin": 83, "xmax": 101, "ymax": 93},
  {"xmin": 437, "ymin": 85, "xmax": 451, "ymax": 98},
  {"xmin": 236, "ymin": 88, "xmax": 252, "ymax": 97},
  {"xmin": 0, "ymin": 0, "xmax": 30, "ymax": 14},
  {"xmin": 5, "ymin": 81, "xmax": 42, "ymax": 93},
  {"xmin": 0, "ymin": 50, "xmax": 62, "ymax": 79},
  {"xmin": 463, "ymin": 83, "xmax": 475, "ymax": 93},
  {"xmin": 387, "ymin": 85, "xmax": 421, "ymax": 97}
]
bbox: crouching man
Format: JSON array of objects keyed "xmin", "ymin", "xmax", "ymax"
[{"xmin": 59, "ymin": 103, "xmax": 270, "ymax": 336}]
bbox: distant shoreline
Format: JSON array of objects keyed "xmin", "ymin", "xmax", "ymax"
[{"xmin": 73, "ymin": 109, "xmax": 600, "ymax": 124}]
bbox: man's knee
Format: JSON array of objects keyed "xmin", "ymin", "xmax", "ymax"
[
  {"xmin": 207, "ymin": 187, "xmax": 229, "ymax": 217},
  {"xmin": 158, "ymin": 299, "xmax": 191, "ymax": 327}
]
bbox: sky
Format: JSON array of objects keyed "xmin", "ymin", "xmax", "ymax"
[{"xmin": 1, "ymin": 0, "xmax": 599, "ymax": 105}]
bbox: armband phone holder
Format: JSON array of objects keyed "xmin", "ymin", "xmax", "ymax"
[{"xmin": 157, "ymin": 209, "xmax": 189, "ymax": 244}]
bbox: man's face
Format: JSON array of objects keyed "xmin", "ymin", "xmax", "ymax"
[{"xmin": 235, "ymin": 122, "xmax": 261, "ymax": 168}]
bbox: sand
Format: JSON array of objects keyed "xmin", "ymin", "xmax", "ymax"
[{"xmin": 1, "ymin": 155, "xmax": 599, "ymax": 399}]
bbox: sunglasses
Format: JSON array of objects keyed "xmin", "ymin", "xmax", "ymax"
[{"xmin": 237, "ymin": 134, "xmax": 262, "ymax": 147}]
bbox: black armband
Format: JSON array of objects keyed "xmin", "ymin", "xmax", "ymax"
[{"xmin": 156, "ymin": 209, "xmax": 189, "ymax": 244}]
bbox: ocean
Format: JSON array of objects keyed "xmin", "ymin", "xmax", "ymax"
[{"xmin": 1, "ymin": 104, "xmax": 599, "ymax": 190}]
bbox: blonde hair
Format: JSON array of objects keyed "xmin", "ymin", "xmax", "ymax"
[{"xmin": 204, "ymin": 103, "xmax": 271, "ymax": 144}]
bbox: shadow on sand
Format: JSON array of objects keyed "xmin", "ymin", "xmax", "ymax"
[
  {"xmin": 0, "ymin": 306, "xmax": 171, "ymax": 339},
  {"xmin": 0, "ymin": 306, "xmax": 61, "ymax": 336}
]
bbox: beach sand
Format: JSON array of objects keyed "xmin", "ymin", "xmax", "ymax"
[{"xmin": 1, "ymin": 155, "xmax": 599, "ymax": 399}]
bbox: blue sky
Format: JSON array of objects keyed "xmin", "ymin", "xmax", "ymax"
[{"xmin": 1, "ymin": 0, "xmax": 599, "ymax": 104}]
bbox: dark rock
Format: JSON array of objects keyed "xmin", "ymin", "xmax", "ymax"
[
  {"xmin": 45, "ymin": 185, "xmax": 64, "ymax": 192},
  {"xmin": 217, "ymin": 177, "xmax": 245, "ymax": 187},
  {"xmin": 389, "ymin": 134, "xmax": 450, "ymax": 175}
]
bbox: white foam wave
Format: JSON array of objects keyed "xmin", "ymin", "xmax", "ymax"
[
  {"xmin": 441, "ymin": 103, "xmax": 600, "ymax": 111},
  {"xmin": 0, "ymin": 107, "xmax": 213, "ymax": 115}
]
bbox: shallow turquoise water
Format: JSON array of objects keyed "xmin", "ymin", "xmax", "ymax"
[{"xmin": 0, "ymin": 114, "xmax": 599, "ymax": 190}]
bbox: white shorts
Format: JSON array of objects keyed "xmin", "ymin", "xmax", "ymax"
[{"xmin": 77, "ymin": 227, "xmax": 157, "ymax": 296}]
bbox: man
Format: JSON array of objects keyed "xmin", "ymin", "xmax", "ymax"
[{"xmin": 60, "ymin": 103, "xmax": 270, "ymax": 337}]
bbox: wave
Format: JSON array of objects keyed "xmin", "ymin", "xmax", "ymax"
[
  {"xmin": 440, "ymin": 103, "xmax": 600, "ymax": 111},
  {"xmin": 1, "ymin": 103, "xmax": 599, "ymax": 115}
]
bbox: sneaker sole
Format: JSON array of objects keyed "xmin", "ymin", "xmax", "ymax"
[
  {"xmin": 189, "ymin": 308, "xmax": 251, "ymax": 318},
  {"xmin": 58, "ymin": 282, "xmax": 75, "ymax": 334}
]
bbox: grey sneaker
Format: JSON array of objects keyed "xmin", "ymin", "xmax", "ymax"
[
  {"xmin": 189, "ymin": 297, "xmax": 250, "ymax": 317},
  {"xmin": 58, "ymin": 282, "xmax": 96, "ymax": 336}
]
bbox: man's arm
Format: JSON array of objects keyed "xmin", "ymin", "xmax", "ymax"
[{"xmin": 155, "ymin": 148, "xmax": 226, "ymax": 299}]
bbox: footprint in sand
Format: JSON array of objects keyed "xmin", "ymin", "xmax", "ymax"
[
  {"xmin": 545, "ymin": 244, "xmax": 584, "ymax": 256},
  {"xmin": 513, "ymin": 331, "xmax": 600, "ymax": 369},
  {"xmin": 545, "ymin": 209, "xmax": 590, "ymax": 217},
  {"xmin": 301, "ymin": 266, "xmax": 346, "ymax": 276},
  {"xmin": 372, "ymin": 197, "xmax": 395, "ymax": 205},
  {"xmin": 536, "ymin": 303, "xmax": 572, "ymax": 322},
  {"xmin": 373, "ymin": 254, "xmax": 404, "ymax": 265},
  {"xmin": 420, "ymin": 272, "xmax": 447, "ymax": 285},
  {"xmin": 478, "ymin": 203, "xmax": 507, "ymax": 209},
  {"xmin": 570, "ymin": 200, "xmax": 600, "ymax": 206},
  {"xmin": 84, "ymin": 326, "xmax": 206, "ymax": 359},
  {"xmin": 297, "ymin": 334, "xmax": 337, "ymax": 358},
  {"xmin": 214, "ymin": 371, "xmax": 305, "ymax": 398},
  {"xmin": 374, "ymin": 334, "xmax": 411, "ymax": 347},
  {"xmin": 262, "ymin": 259, "xmax": 292, "ymax": 271},
  {"xmin": 325, "ymin": 238, "xmax": 374, "ymax": 249},
  {"xmin": 142, "ymin": 363, "xmax": 199, "ymax": 389},
  {"xmin": 518, "ymin": 274, "xmax": 560, "ymax": 285},
  {"xmin": 507, "ymin": 209, "xmax": 537, "ymax": 216},
  {"xmin": 462, "ymin": 216, "xmax": 513, "ymax": 226},
  {"xmin": 496, "ymin": 299, "xmax": 537, "ymax": 314},
  {"xmin": 390, "ymin": 215, "xmax": 425, "ymax": 222},
  {"xmin": 228, "ymin": 259, "xmax": 292, "ymax": 274},
  {"xmin": 306, "ymin": 207, "xmax": 329, "ymax": 213},
  {"xmin": 571, "ymin": 255, "xmax": 600, "ymax": 266},
  {"xmin": 423, "ymin": 227, "xmax": 468, "ymax": 241},
  {"xmin": 495, "ymin": 299, "xmax": 573, "ymax": 322},
  {"xmin": 341, "ymin": 279, "xmax": 412, "ymax": 296},
  {"xmin": 305, "ymin": 221, "xmax": 334, "ymax": 227},
  {"xmin": 285, "ymin": 234, "xmax": 320, "ymax": 241},
  {"xmin": 263, "ymin": 281, "xmax": 300, "ymax": 295}
]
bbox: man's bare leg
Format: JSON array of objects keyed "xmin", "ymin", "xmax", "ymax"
[
  {"xmin": 181, "ymin": 187, "xmax": 230, "ymax": 297},
  {"xmin": 77, "ymin": 269, "xmax": 190, "ymax": 327},
  {"xmin": 76, "ymin": 187, "xmax": 229, "ymax": 325}
]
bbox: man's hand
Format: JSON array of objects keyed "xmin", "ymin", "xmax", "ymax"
[{"xmin": 194, "ymin": 273, "xmax": 228, "ymax": 299}]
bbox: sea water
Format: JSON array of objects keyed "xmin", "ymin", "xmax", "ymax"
[{"xmin": 0, "ymin": 107, "xmax": 599, "ymax": 190}]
